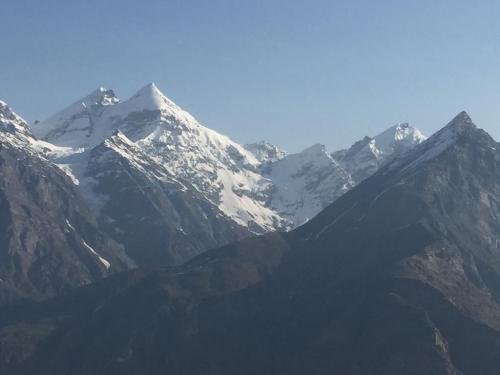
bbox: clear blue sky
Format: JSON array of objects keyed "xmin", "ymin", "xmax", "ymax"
[{"xmin": 2, "ymin": 0, "xmax": 500, "ymax": 152}]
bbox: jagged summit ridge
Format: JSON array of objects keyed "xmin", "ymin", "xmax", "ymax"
[
  {"xmin": 0, "ymin": 100, "xmax": 31, "ymax": 135},
  {"xmin": 374, "ymin": 122, "xmax": 426, "ymax": 154},
  {"xmin": 332, "ymin": 122, "xmax": 426, "ymax": 184},
  {"xmin": 34, "ymin": 83, "xmax": 221, "ymax": 149},
  {"xmin": 33, "ymin": 87, "xmax": 118, "ymax": 141},
  {"xmin": 25, "ymin": 83, "xmax": 428, "ymax": 267},
  {"xmin": 244, "ymin": 140, "xmax": 286, "ymax": 164},
  {"xmin": 384, "ymin": 111, "xmax": 490, "ymax": 176}
]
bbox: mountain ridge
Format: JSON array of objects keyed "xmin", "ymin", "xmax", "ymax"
[
  {"xmin": 1, "ymin": 111, "xmax": 498, "ymax": 374},
  {"xmin": 20, "ymin": 84, "xmax": 427, "ymax": 266}
]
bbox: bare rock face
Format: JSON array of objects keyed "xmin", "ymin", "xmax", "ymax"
[
  {"xmin": 0, "ymin": 102, "xmax": 133, "ymax": 304},
  {"xmin": 2, "ymin": 112, "xmax": 500, "ymax": 375}
]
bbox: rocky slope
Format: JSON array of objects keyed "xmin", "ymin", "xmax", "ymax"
[
  {"xmin": 1, "ymin": 112, "xmax": 499, "ymax": 374},
  {"xmin": 0, "ymin": 102, "xmax": 133, "ymax": 304},
  {"xmin": 81, "ymin": 130, "xmax": 250, "ymax": 267}
]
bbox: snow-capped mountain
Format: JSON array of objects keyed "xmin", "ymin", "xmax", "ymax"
[
  {"xmin": 36, "ymin": 83, "xmax": 283, "ymax": 232},
  {"xmin": 0, "ymin": 100, "xmax": 67, "ymax": 155},
  {"xmin": 33, "ymin": 87, "xmax": 119, "ymax": 148},
  {"xmin": 259, "ymin": 124, "xmax": 425, "ymax": 227},
  {"xmin": 0, "ymin": 101, "xmax": 133, "ymax": 303},
  {"xmin": 0, "ymin": 85, "xmax": 428, "ymax": 301},
  {"xmin": 0, "ymin": 100, "xmax": 32, "ymax": 136},
  {"xmin": 244, "ymin": 140, "xmax": 287, "ymax": 164},
  {"xmin": 332, "ymin": 123, "xmax": 426, "ymax": 183},
  {"xmin": 81, "ymin": 130, "xmax": 250, "ymax": 266},
  {"xmin": 264, "ymin": 144, "xmax": 353, "ymax": 227},
  {"xmin": 30, "ymin": 83, "xmax": 426, "ymax": 267}
]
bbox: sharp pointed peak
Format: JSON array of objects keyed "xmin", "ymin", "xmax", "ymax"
[
  {"xmin": 0, "ymin": 100, "xmax": 32, "ymax": 136},
  {"xmin": 120, "ymin": 83, "xmax": 203, "ymax": 130},
  {"xmin": 421, "ymin": 111, "xmax": 478, "ymax": 144},
  {"xmin": 386, "ymin": 110, "xmax": 491, "ymax": 175},
  {"xmin": 427, "ymin": 111, "xmax": 492, "ymax": 149},
  {"xmin": 0, "ymin": 100, "xmax": 13, "ymax": 116},
  {"xmin": 147, "ymin": 82, "xmax": 158, "ymax": 90},
  {"xmin": 124, "ymin": 82, "xmax": 178, "ymax": 112},
  {"xmin": 132, "ymin": 82, "xmax": 164, "ymax": 98},
  {"xmin": 0, "ymin": 100, "xmax": 25, "ymax": 123},
  {"xmin": 444, "ymin": 111, "xmax": 476, "ymax": 132}
]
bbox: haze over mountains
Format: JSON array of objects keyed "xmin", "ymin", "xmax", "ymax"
[{"xmin": 1, "ymin": 89, "xmax": 500, "ymax": 373}]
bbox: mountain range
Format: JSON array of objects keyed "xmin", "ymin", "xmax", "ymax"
[
  {"xmin": 1, "ymin": 104, "xmax": 499, "ymax": 374},
  {"xmin": 20, "ymin": 83, "xmax": 423, "ymax": 266},
  {"xmin": 0, "ymin": 83, "xmax": 426, "ymax": 300}
]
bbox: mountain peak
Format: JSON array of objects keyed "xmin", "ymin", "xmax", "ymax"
[
  {"xmin": 444, "ymin": 111, "xmax": 476, "ymax": 134},
  {"xmin": 134, "ymin": 82, "xmax": 161, "ymax": 96},
  {"xmin": 385, "ymin": 112, "xmax": 487, "ymax": 176},
  {"xmin": 245, "ymin": 140, "xmax": 286, "ymax": 163},
  {"xmin": 85, "ymin": 86, "xmax": 119, "ymax": 106},
  {"xmin": 33, "ymin": 86, "xmax": 119, "ymax": 141},
  {"xmin": 0, "ymin": 100, "xmax": 14, "ymax": 118},
  {"xmin": 373, "ymin": 122, "xmax": 426, "ymax": 154},
  {"xmin": 70, "ymin": 86, "xmax": 119, "ymax": 109},
  {"xmin": 126, "ymin": 82, "xmax": 174, "ymax": 112},
  {"xmin": 0, "ymin": 100, "xmax": 32, "ymax": 136},
  {"xmin": 428, "ymin": 111, "xmax": 478, "ymax": 145},
  {"xmin": 0, "ymin": 100, "xmax": 22, "ymax": 120}
]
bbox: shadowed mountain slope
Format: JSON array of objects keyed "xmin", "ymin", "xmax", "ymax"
[
  {"xmin": 2, "ymin": 112, "xmax": 499, "ymax": 374},
  {"xmin": 0, "ymin": 102, "xmax": 133, "ymax": 305}
]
